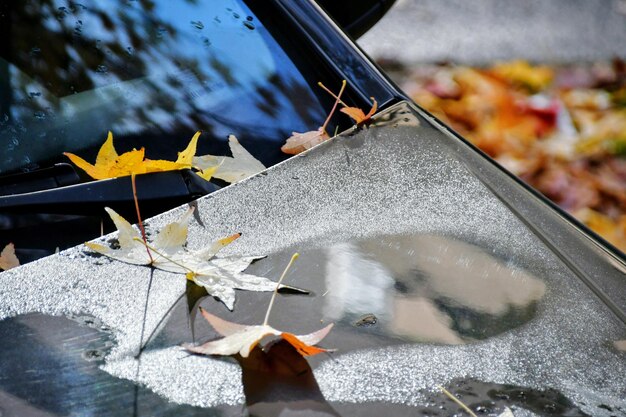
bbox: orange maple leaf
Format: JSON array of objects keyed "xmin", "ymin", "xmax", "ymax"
[
  {"xmin": 340, "ymin": 98, "xmax": 378, "ymax": 124},
  {"xmin": 64, "ymin": 131, "xmax": 207, "ymax": 180},
  {"xmin": 318, "ymin": 81, "xmax": 378, "ymax": 124}
]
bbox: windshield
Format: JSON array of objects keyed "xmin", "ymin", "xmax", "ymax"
[{"xmin": 0, "ymin": 0, "xmax": 327, "ymax": 174}]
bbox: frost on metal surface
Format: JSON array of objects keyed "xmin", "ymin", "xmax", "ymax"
[{"xmin": 0, "ymin": 103, "xmax": 624, "ymax": 414}]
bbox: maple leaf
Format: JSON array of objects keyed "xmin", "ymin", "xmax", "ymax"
[
  {"xmin": 85, "ymin": 207, "xmax": 299, "ymax": 310},
  {"xmin": 340, "ymin": 98, "xmax": 378, "ymax": 125},
  {"xmin": 281, "ymin": 80, "xmax": 347, "ymax": 155},
  {"xmin": 318, "ymin": 81, "xmax": 378, "ymax": 125},
  {"xmin": 184, "ymin": 253, "xmax": 333, "ymax": 358},
  {"xmin": 184, "ymin": 308, "xmax": 333, "ymax": 357},
  {"xmin": 0, "ymin": 243, "xmax": 20, "ymax": 271},
  {"xmin": 64, "ymin": 131, "xmax": 202, "ymax": 180},
  {"xmin": 281, "ymin": 128, "xmax": 330, "ymax": 155},
  {"xmin": 194, "ymin": 135, "xmax": 266, "ymax": 183}
]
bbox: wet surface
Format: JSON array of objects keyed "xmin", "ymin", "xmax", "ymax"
[
  {"xmin": 0, "ymin": 313, "xmax": 229, "ymax": 417},
  {"xmin": 0, "ymin": 313, "xmax": 601, "ymax": 417}
]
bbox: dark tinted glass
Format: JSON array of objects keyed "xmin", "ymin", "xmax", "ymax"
[{"xmin": 0, "ymin": 0, "xmax": 328, "ymax": 174}]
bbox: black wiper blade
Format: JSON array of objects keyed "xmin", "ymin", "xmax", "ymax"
[
  {"xmin": 0, "ymin": 163, "xmax": 81, "ymax": 195},
  {"xmin": 0, "ymin": 169, "xmax": 217, "ymax": 216}
]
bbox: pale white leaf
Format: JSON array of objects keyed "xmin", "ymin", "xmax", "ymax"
[
  {"xmin": 295, "ymin": 323, "xmax": 334, "ymax": 346},
  {"xmin": 207, "ymin": 255, "xmax": 265, "ymax": 273},
  {"xmin": 184, "ymin": 309, "xmax": 333, "ymax": 358},
  {"xmin": 186, "ymin": 324, "xmax": 279, "ymax": 357},
  {"xmin": 193, "ymin": 135, "xmax": 265, "ymax": 184},
  {"xmin": 86, "ymin": 208, "xmax": 284, "ymax": 309}
]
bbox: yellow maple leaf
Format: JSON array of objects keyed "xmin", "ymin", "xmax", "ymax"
[{"xmin": 64, "ymin": 131, "xmax": 202, "ymax": 180}]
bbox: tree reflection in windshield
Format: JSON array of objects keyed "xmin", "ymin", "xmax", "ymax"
[{"xmin": 0, "ymin": 0, "xmax": 326, "ymax": 174}]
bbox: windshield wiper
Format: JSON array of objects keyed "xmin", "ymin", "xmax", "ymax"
[{"xmin": 0, "ymin": 168, "xmax": 217, "ymax": 216}]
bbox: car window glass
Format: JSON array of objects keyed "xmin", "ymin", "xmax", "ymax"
[{"xmin": 0, "ymin": 0, "xmax": 327, "ymax": 174}]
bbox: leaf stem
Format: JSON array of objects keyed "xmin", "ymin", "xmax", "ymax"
[
  {"xmin": 438, "ymin": 385, "xmax": 478, "ymax": 417},
  {"xmin": 317, "ymin": 81, "xmax": 349, "ymax": 107},
  {"xmin": 320, "ymin": 80, "xmax": 347, "ymax": 134},
  {"xmin": 263, "ymin": 253, "xmax": 299, "ymax": 326},
  {"xmin": 131, "ymin": 174, "xmax": 154, "ymax": 264}
]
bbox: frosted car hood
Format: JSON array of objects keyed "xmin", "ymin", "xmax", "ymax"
[{"xmin": 0, "ymin": 102, "xmax": 624, "ymax": 416}]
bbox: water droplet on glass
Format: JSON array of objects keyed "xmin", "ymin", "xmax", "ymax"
[
  {"xmin": 190, "ymin": 20, "xmax": 204, "ymax": 30},
  {"xmin": 29, "ymin": 91, "xmax": 41, "ymax": 99},
  {"xmin": 246, "ymin": 16, "xmax": 253, "ymax": 21},
  {"xmin": 214, "ymin": 16, "xmax": 221, "ymax": 23},
  {"xmin": 232, "ymin": 12, "xmax": 240, "ymax": 19},
  {"xmin": 96, "ymin": 65, "xmax": 108, "ymax": 73},
  {"xmin": 95, "ymin": 39, "xmax": 102, "ymax": 49},
  {"xmin": 7, "ymin": 137, "xmax": 18, "ymax": 151},
  {"xmin": 156, "ymin": 27, "xmax": 167, "ymax": 38},
  {"xmin": 21, "ymin": 156, "xmax": 32, "ymax": 169},
  {"xmin": 29, "ymin": 47, "xmax": 41, "ymax": 56},
  {"xmin": 243, "ymin": 21, "xmax": 255, "ymax": 30},
  {"xmin": 56, "ymin": 6, "xmax": 68, "ymax": 19},
  {"xmin": 125, "ymin": 46, "xmax": 134, "ymax": 56},
  {"xmin": 74, "ymin": 20, "xmax": 83, "ymax": 34},
  {"xmin": 2, "ymin": 114, "xmax": 9, "ymax": 122},
  {"xmin": 33, "ymin": 111, "xmax": 46, "ymax": 120},
  {"xmin": 201, "ymin": 37, "xmax": 211, "ymax": 48}
]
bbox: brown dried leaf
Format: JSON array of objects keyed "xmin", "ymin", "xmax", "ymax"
[
  {"xmin": 0, "ymin": 243, "xmax": 20, "ymax": 271},
  {"xmin": 281, "ymin": 128, "xmax": 330, "ymax": 155}
]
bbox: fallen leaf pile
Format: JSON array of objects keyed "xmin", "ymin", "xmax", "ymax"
[
  {"xmin": 387, "ymin": 59, "xmax": 626, "ymax": 251},
  {"xmin": 0, "ymin": 243, "xmax": 20, "ymax": 271},
  {"xmin": 86, "ymin": 207, "xmax": 296, "ymax": 310}
]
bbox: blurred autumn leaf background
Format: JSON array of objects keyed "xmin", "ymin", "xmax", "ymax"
[{"xmin": 359, "ymin": 0, "xmax": 626, "ymax": 252}]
